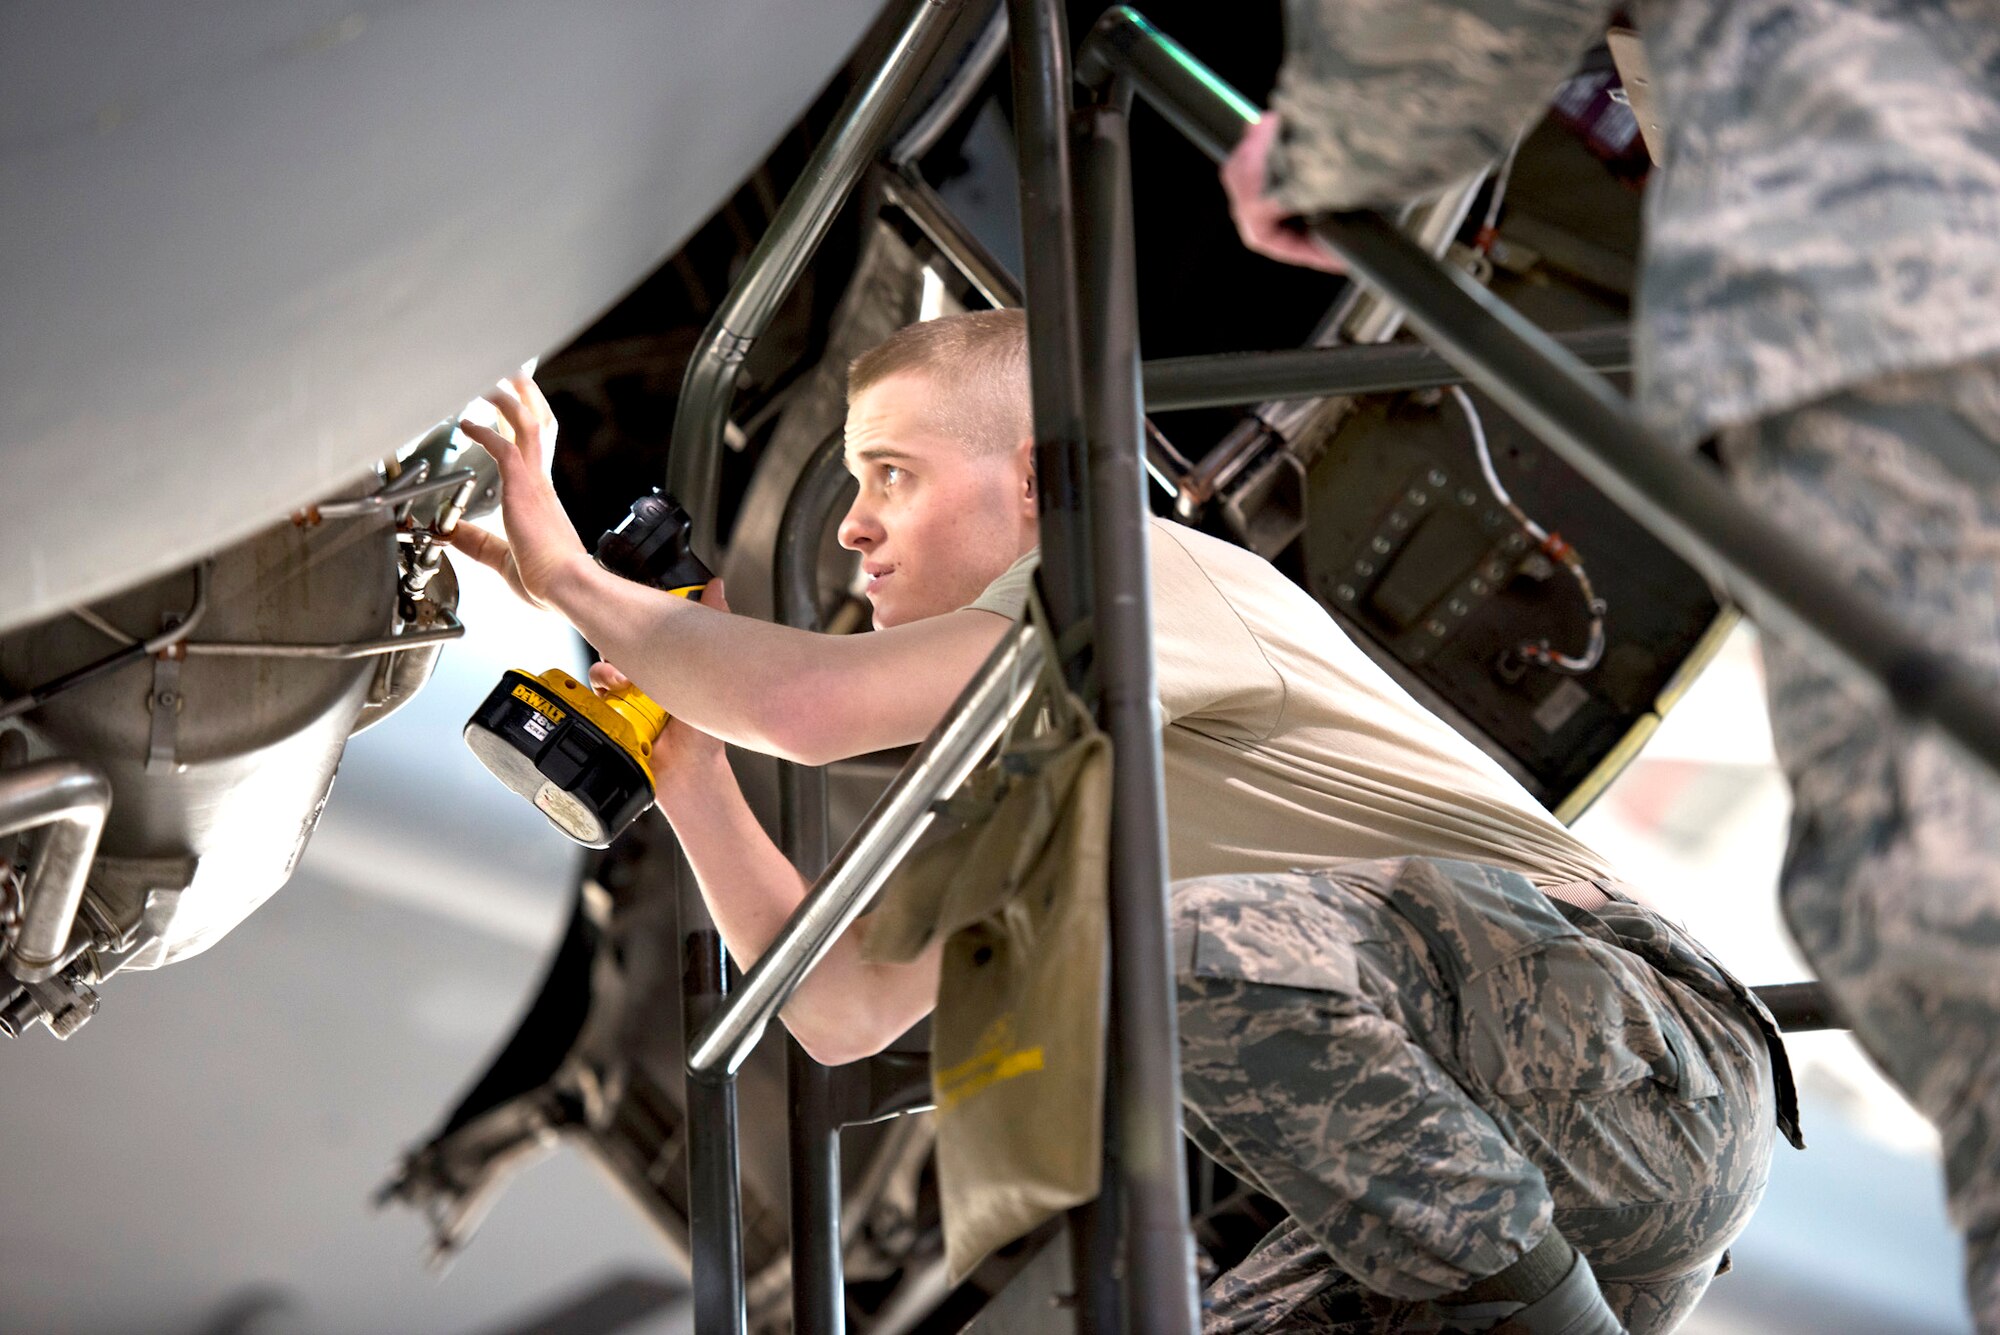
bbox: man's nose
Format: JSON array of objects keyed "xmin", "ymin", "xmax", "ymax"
[{"xmin": 837, "ymin": 497, "xmax": 879, "ymax": 552}]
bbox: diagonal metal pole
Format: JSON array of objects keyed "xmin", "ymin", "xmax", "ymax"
[{"xmin": 668, "ymin": 0, "xmax": 968, "ymax": 557}]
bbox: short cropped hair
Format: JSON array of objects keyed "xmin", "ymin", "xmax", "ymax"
[{"xmin": 847, "ymin": 308, "xmax": 1031, "ymax": 456}]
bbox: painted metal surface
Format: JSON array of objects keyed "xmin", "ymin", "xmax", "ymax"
[{"xmin": 0, "ymin": 0, "xmax": 884, "ymax": 635}]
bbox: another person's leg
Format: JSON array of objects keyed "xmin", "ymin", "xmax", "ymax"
[
  {"xmin": 1174, "ymin": 859, "xmax": 1779, "ymax": 1334},
  {"xmin": 1716, "ymin": 361, "xmax": 2000, "ymax": 1325}
]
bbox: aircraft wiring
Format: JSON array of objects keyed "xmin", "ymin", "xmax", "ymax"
[{"xmin": 1450, "ymin": 384, "xmax": 1607, "ymax": 674}]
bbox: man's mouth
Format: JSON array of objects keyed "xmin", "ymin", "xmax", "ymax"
[{"xmin": 863, "ymin": 566, "xmax": 895, "ymax": 596}]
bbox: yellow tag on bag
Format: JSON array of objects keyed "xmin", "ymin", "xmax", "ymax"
[{"xmin": 863, "ymin": 595, "xmax": 1112, "ymax": 1283}]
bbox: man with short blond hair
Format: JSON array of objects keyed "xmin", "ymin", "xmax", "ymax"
[
  {"xmin": 452, "ymin": 310, "xmax": 1795, "ymax": 1333},
  {"xmin": 848, "ymin": 306, "xmax": 1031, "ymax": 457}
]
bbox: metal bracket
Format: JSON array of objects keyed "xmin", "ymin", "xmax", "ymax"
[{"xmin": 145, "ymin": 638, "xmax": 187, "ymax": 773}]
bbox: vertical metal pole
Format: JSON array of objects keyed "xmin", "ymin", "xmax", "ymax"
[
  {"xmin": 682, "ymin": 868, "xmax": 748, "ymax": 1335},
  {"xmin": 786, "ymin": 1042, "xmax": 846, "ymax": 1335},
  {"xmin": 778, "ymin": 434, "xmax": 850, "ymax": 1335},
  {"xmin": 1005, "ymin": 0, "xmax": 1093, "ymax": 642},
  {"xmin": 1073, "ymin": 97, "xmax": 1198, "ymax": 1334},
  {"xmin": 666, "ymin": 8, "xmax": 961, "ymax": 1329},
  {"xmin": 1006, "ymin": 2, "xmax": 1119, "ymax": 1329}
]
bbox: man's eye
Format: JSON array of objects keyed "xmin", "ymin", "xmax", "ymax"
[{"xmin": 883, "ymin": 465, "xmax": 905, "ymax": 488}]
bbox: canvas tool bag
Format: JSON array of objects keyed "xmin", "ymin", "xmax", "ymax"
[{"xmin": 862, "ymin": 594, "xmax": 1112, "ymax": 1283}]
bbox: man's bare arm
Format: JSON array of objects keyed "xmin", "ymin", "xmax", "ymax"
[
  {"xmin": 656, "ymin": 742, "xmax": 940, "ymax": 1066},
  {"xmin": 443, "ymin": 373, "xmax": 1011, "ymax": 765},
  {"xmin": 543, "ymin": 558, "xmax": 1009, "ymax": 765}
]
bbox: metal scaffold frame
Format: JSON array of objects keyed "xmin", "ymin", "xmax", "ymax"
[{"xmin": 662, "ymin": 3, "xmax": 1998, "ymax": 1331}]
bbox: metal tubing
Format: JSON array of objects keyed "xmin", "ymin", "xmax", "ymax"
[
  {"xmin": 1141, "ymin": 326, "xmax": 1631, "ymax": 412},
  {"xmin": 671, "ymin": 9, "xmax": 962, "ymax": 1328},
  {"xmin": 667, "ymin": 0, "xmax": 965, "ymax": 559},
  {"xmin": 1075, "ymin": 8, "xmax": 1256, "ymax": 161},
  {"xmin": 403, "ymin": 474, "xmax": 480, "ymax": 605},
  {"xmin": 889, "ymin": 2, "xmax": 1010, "ymax": 169},
  {"xmin": 879, "ymin": 168, "xmax": 1190, "ymax": 497},
  {"xmin": 316, "ymin": 467, "xmax": 478, "ymax": 519},
  {"xmin": 1, "ymin": 760, "xmax": 112, "ymax": 983},
  {"xmin": 0, "ymin": 564, "xmax": 211, "ymax": 723},
  {"xmin": 787, "ymin": 1040, "xmax": 846, "ymax": 1335},
  {"xmin": 687, "ymin": 622, "xmax": 1042, "ymax": 1079},
  {"xmin": 1005, "ymin": 0, "xmax": 1094, "ymax": 640},
  {"xmin": 1086, "ymin": 7, "xmax": 2000, "ymax": 786},
  {"xmin": 1180, "ymin": 187, "xmax": 1486, "ymax": 508},
  {"xmin": 1754, "ymin": 982, "xmax": 1844, "ymax": 1033},
  {"xmin": 182, "ymin": 612, "xmax": 465, "ymax": 660},
  {"xmin": 880, "ymin": 168, "xmax": 1024, "ymax": 309},
  {"xmin": 683, "ymin": 896, "xmax": 749, "ymax": 1335},
  {"xmin": 777, "ymin": 430, "xmax": 849, "ymax": 1335},
  {"xmin": 1331, "ymin": 183, "xmax": 1484, "ymax": 353},
  {"xmin": 1073, "ymin": 100, "xmax": 1198, "ymax": 1334},
  {"xmin": 1013, "ymin": 4, "xmax": 1118, "ymax": 1324}
]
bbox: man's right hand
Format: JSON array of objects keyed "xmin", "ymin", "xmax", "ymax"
[
  {"xmin": 447, "ymin": 372, "xmax": 593, "ymax": 611},
  {"xmin": 588, "ymin": 582, "xmax": 734, "ymax": 800}
]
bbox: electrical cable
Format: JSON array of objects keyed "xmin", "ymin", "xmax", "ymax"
[{"xmin": 1449, "ymin": 385, "xmax": 1606, "ymax": 673}]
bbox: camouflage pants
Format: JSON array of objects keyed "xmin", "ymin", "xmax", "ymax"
[
  {"xmin": 1716, "ymin": 360, "xmax": 2000, "ymax": 1329},
  {"xmin": 1173, "ymin": 858, "xmax": 1795, "ymax": 1334}
]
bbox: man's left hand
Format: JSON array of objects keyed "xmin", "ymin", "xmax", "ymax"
[
  {"xmin": 1221, "ymin": 114, "xmax": 1346, "ymax": 274},
  {"xmin": 448, "ymin": 373, "xmax": 591, "ymax": 611}
]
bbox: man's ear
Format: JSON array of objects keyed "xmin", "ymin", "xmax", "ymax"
[{"xmin": 1015, "ymin": 435, "xmax": 1037, "ymax": 512}]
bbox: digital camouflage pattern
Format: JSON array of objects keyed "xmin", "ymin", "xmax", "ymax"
[
  {"xmin": 1265, "ymin": 0, "xmax": 2000, "ymax": 449},
  {"xmin": 1261, "ymin": 0, "xmax": 2000, "ymax": 1324},
  {"xmin": 1173, "ymin": 858, "xmax": 1796, "ymax": 1334},
  {"xmin": 1716, "ymin": 361, "xmax": 2000, "ymax": 1327}
]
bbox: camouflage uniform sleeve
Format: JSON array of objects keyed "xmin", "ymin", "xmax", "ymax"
[{"xmin": 1265, "ymin": 0, "xmax": 1621, "ymax": 214}]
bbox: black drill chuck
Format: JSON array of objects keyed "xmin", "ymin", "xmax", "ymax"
[{"xmin": 595, "ymin": 489, "xmax": 712, "ymax": 592}]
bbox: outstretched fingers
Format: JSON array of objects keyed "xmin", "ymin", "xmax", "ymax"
[
  {"xmin": 457, "ymin": 418, "xmax": 520, "ymax": 470},
  {"xmin": 512, "ymin": 372, "xmax": 557, "ymax": 433},
  {"xmin": 445, "ymin": 521, "xmax": 513, "ymax": 574},
  {"xmin": 480, "ymin": 385, "xmax": 540, "ymax": 470}
]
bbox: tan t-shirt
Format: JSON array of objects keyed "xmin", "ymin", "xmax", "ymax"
[{"xmin": 966, "ymin": 518, "xmax": 1611, "ymax": 888}]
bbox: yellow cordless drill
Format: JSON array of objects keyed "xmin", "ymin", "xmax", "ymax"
[{"xmin": 462, "ymin": 490, "xmax": 711, "ymax": 847}]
